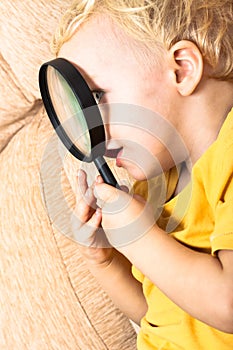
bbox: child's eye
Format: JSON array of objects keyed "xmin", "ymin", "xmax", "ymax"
[{"xmin": 92, "ymin": 90, "xmax": 105, "ymax": 104}]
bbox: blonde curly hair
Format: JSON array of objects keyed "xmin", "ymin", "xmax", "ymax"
[{"xmin": 52, "ymin": 0, "xmax": 233, "ymax": 81}]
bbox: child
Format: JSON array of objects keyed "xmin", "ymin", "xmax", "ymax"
[{"xmin": 52, "ymin": 1, "xmax": 233, "ymax": 349}]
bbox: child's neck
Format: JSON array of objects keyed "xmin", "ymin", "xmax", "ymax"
[{"xmin": 181, "ymin": 79, "xmax": 233, "ymax": 165}]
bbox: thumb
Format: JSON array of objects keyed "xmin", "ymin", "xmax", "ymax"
[
  {"xmin": 94, "ymin": 183, "xmax": 131, "ymax": 214},
  {"xmin": 94, "ymin": 183, "xmax": 119, "ymax": 203}
]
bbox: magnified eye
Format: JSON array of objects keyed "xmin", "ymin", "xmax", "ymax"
[{"xmin": 92, "ymin": 90, "xmax": 104, "ymax": 104}]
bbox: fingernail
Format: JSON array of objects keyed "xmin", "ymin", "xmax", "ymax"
[
  {"xmin": 95, "ymin": 208, "xmax": 101, "ymax": 216},
  {"xmin": 94, "ymin": 175, "xmax": 100, "ymax": 183}
]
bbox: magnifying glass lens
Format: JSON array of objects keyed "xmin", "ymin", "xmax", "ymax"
[
  {"xmin": 46, "ymin": 66, "xmax": 91, "ymax": 157},
  {"xmin": 39, "ymin": 58, "xmax": 120, "ymax": 188}
]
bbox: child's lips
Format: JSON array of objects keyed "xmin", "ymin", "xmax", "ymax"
[
  {"xmin": 105, "ymin": 148, "xmax": 123, "ymax": 167},
  {"xmin": 116, "ymin": 148, "xmax": 123, "ymax": 167}
]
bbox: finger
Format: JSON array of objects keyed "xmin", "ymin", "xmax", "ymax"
[
  {"xmin": 72, "ymin": 208, "xmax": 102, "ymax": 246},
  {"xmin": 77, "ymin": 169, "xmax": 97, "ymax": 204},
  {"xmin": 96, "ymin": 174, "xmax": 104, "ymax": 184},
  {"xmin": 94, "ymin": 182, "xmax": 131, "ymax": 215},
  {"xmin": 96, "ymin": 175, "xmax": 128, "ymax": 193},
  {"xmin": 77, "ymin": 169, "xmax": 88, "ymax": 199},
  {"xmin": 94, "ymin": 182, "xmax": 121, "ymax": 203},
  {"xmin": 75, "ymin": 170, "xmax": 96, "ymax": 223},
  {"xmin": 75, "ymin": 187, "xmax": 96, "ymax": 223},
  {"xmin": 93, "ymin": 175, "xmax": 105, "ymax": 208},
  {"xmin": 88, "ymin": 207, "xmax": 102, "ymax": 228},
  {"xmin": 84, "ymin": 209, "xmax": 111, "ymax": 248}
]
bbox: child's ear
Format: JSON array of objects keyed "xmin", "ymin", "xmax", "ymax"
[{"xmin": 169, "ymin": 40, "xmax": 203, "ymax": 96}]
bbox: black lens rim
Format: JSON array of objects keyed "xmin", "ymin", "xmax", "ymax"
[{"xmin": 39, "ymin": 57, "xmax": 106, "ymax": 162}]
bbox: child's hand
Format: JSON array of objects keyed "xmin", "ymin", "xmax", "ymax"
[
  {"xmin": 94, "ymin": 180, "xmax": 155, "ymax": 248},
  {"xmin": 71, "ymin": 170, "xmax": 114, "ymax": 267}
]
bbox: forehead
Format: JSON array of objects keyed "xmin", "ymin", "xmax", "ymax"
[{"xmin": 59, "ymin": 14, "xmax": 152, "ymax": 77}]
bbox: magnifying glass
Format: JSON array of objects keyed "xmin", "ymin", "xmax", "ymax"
[{"xmin": 39, "ymin": 58, "xmax": 120, "ymax": 188}]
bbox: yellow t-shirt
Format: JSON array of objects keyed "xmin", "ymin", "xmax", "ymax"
[{"xmin": 133, "ymin": 108, "xmax": 233, "ymax": 349}]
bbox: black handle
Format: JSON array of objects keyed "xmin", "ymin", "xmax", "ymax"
[{"xmin": 94, "ymin": 156, "xmax": 121, "ymax": 189}]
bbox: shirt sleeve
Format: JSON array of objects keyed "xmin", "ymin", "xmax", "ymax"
[
  {"xmin": 132, "ymin": 265, "xmax": 145, "ymax": 283},
  {"xmin": 211, "ymin": 199, "xmax": 233, "ymax": 255},
  {"xmin": 210, "ymin": 144, "xmax": 233, "ymax": 255}
]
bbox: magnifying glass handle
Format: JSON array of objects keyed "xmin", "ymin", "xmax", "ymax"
[{"xmin": 94, "ymin": 156, "xmax": 121, "ymax": 189}]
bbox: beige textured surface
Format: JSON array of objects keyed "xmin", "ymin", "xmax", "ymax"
[{"xmin": 0, "ymin": 1, "xmax": 137, "ymax": 349}]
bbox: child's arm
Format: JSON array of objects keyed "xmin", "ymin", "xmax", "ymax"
[
  {"xmin": 123, "ymin": 227, "xmax": 233, "ymax": 333},
  {"xmin": 87, "ymin": 249, "xmax": 148, "ymax": 325},
  {"xmin": 95, "ymin": 182, "xmax": 233, "ymax": 334},
  {"xmin": 72, "ymin": 170, "xmax": 147, "ymax": 325}
]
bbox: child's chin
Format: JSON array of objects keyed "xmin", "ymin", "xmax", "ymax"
[
  {"xmin": 125, "ymin": 166, "xmax": 148, "ymax": 182},
  {"xmin": 128, "ymin": 166, "xmax": 165, "ymax": 182},
  {"xmin": 119, "ymin": 160, "xmax": 160, "ymax": 181}
]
